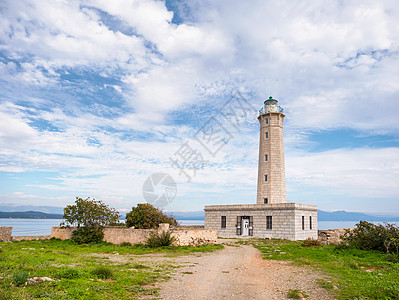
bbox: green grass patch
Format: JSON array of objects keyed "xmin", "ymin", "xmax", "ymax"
[
  {"xmin": 0, "ymin": 239, "xmax": 222, "ymax": 299},
  {"xmin": 253, "ymin": 239, "xmax": 399, "ymax": 299},
  {"xmin": 287, "ymin": 289, "xmax": 308, "ymax": 299}
]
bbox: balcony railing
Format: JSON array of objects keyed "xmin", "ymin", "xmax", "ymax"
[{"xmin": 258, "ymin": 106, "xmax": 284, "ymax": 116}]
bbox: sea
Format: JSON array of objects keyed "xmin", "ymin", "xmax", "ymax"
[{"xmin": 1, "ymin": 219, "xmax": 398, "ymax": 236}]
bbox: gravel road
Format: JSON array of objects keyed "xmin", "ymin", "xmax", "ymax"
[{"xmin": 158, "ymin": 242, "xmax": 335, "ymax": 299}]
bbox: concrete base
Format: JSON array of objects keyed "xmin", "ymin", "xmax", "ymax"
[{"xmin": 204, "ymin": 203, "xmax": 318, "ymax": 241}]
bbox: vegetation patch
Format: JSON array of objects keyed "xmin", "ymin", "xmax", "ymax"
[
  {"xmin": 146, "ymin": 230, "xmax": 175, "ymax": 248},
  {"xmin": 287, "ymin": 289, "xmax": 308, "ymax": 299},
  {"xmin": 253, "ymin": 239, "xmax": 399, "ymax": 299},
  {"xmin": 0, "ymin": 238, "xmax": 222, "ymax": 299}
]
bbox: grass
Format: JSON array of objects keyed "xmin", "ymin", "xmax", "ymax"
[
  {"xmin": 0, "ymin": 238, "xmax": 223, "ymax": 299},
  {"xmin": 253, "ymin": 239, "xmax": 399, "ymax": 299}
]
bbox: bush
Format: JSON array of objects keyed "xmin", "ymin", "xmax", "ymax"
[
  {"xmin": 301, "ymin": 238, "xmax": 322, "ymax": 247},
  {"xmin": 126, "ymin": 203, "xmax": 178, "ymax": 229},
  {"xmin": 342, "ymin": 221, "xmax": 399, "ymax": 254},
  {"xmin": 13, "ymin": 271, "xmax": 29, "ymax": 286},
  {"xmin": 56, "ymin": 267, "xmax": 83, "ymax": 279},
  {"xmin": 71, "ymin": 227, "xmax": 104, "ymax": 244},
  {"xmin": 146, "ymin": 230, "xmax": 175, "ymax": 248},
  {"xmin": 61, "ymin": 197, "xmax": 120, "ymax": 244},
  {"xmin": 91, "ymin": 266, "xmax": 113, "ymax": 279}
]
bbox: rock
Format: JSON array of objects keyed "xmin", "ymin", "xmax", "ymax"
[{"xmin": 27, "ymin": 277, "xmax": 60, "ymax": 285}]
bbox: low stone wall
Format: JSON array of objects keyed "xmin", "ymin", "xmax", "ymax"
[
  {"xmin": 172, "ymin": 227, "xmax": 218, "ymax": 246},
  {"xmin": 318, "ymin": 228, "xmax": 354, "ymax": 245},
  {"xmin": 0, "ymin": 227, "xmax": 12, "ymax": 241},
  {"xmin": 51, "ymin": 224, "xmax": 218, "ymax": 246},
  {"xmin": 12, "ymin": 235, "xmax": 51, "ymax": 241}
]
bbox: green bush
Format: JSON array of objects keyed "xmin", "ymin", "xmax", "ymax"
[
  {"xmin": 119, "ymin": 242, "xmax": 132, "ymax": 247},
  {"xmin": 146, "ymin": 230, "xmax": 175, "ymax": 248},
  {"xmin": 71, "ymin": 226, "xmax": 104, "ymax": 244},
  {"xmin": 342, "ymin": 221, "xmax": 399, "ymax": 254},
  {"xmin": 56, "ymin": 267, "xmax": 83, "ymax": 279},
  {"xmin": 61, "ymin": 197, "xmax": 120, "ymax": 244},
  {"xmin": 301, "ymin": 238, "xmax": 322, "ymax": 247},
  {"xmin": 126, "ymin": 203, "xmax": 178, "ymax": 229},
  {"xmin": 91, "ymin": 266, "xmax": 113, "ymax": 279},
  {"xmin": 13, "ymin": 271, "xmax": 29, "ymax": 286}
]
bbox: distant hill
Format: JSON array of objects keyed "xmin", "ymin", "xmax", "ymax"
[
  {"xmin": 318, "ymin": 210, "xmax": 399, "ymax": 222},
  {"xmin": 1, "ymin": 207, "xmax": 398, "ymax": 222},
  {"xmin": 0, "ymin": 211, "xmax": 63, "ymax": 219},
  {"xmin": 0, "ymin": 205, "xmax": 64, "ymax": 214}
]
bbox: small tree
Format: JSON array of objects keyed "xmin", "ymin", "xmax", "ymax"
[
  {"xmin": 125, "ymin": 203, "xmax": 178, "ymax": 229},
  {"xmin": 61, "ymin": 197, "xmax": 121, "ymax": 244}
]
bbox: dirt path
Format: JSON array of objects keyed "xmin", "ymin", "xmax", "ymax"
[{"xmin": 158, "ymin": 242, "xmax": 335, "ymax": 300}]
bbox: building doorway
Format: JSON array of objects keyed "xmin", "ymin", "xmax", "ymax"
[{"xmin": 242, "ymin": 218, "xmax": 250, "ymax": 236}]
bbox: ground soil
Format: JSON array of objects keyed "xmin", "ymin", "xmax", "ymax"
[{"xmin": 157, "ymin": 240, "xmax": 336, "ymax": 300}]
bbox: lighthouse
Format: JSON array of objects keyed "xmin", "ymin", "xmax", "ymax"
[
  {"xmin": 204, "ymin": 96, "xmax": 318, "ymax": 241},
  {"xmin": 257, "ymin": 96, "xmax": 287, "ymax": 205}
]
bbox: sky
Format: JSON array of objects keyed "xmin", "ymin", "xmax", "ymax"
[{"xmin": 0, "ymin": 0, "xmax": 398, "ymax": 215}]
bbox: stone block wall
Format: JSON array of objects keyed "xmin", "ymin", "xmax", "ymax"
[
  {"xmin": 0, "ymin": 227, "xmax": 12, "ymax": 241},
  {"xmin": 205, "ymin": 203, "xmax": 318, "ymax": 241},
  {"xmin": 12, "ymin": 235, "xmax": 51, "ymax": 241},
  {"xmin": 50, "ymin": 225, "xmax": 217, "ymax": 246},
  {"xmin": 318, "ymin": 228, "xmax": 353, "ymax": 245}
]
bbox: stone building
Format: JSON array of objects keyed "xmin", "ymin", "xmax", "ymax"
[{"xmin": 204, "ymin": 97, "xmax": 318, "ymax": 240}]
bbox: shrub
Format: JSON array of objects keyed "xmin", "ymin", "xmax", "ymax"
[
  {"xmin": 13, "ymin": 271, "xmax": 29, "ymax": 286},
  {"xmin": 56, "ymin": 267, "xmax": 83, "ymax": 279},
  {"xmin": 119, "ymin": 242, "xmax": 132, "ymax": 247},
  {"xmin": 61, "ymin": 197, "xmax": 120, "ymax": 244},
  {"xmin": 301, "ymin": 238, "xmax": 322, "ymax": 247},
  {"xmin": 126, "ymin": 203, "xmax": 178, "ymax": 229},
  {"xmin": 71, "ymin": 226, "xmax": 104, "ymax": 244},
  {"xmin": 91, "ymin": 266, "xmax": 113, "ymax": 279},
  {"xmin": 146, "ymin": 230, "xmax": 175, "ymax": 248},
  {"xmin": 342, "ymin": 221, "xmax": 399, "ymax": 254}
]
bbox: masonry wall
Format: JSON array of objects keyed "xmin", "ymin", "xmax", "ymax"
[
  {"xmin": 294, "ymin": 210, "xmax": 318, "ymax": 240},
  {"xmin": 257, "ymin": 112, "xmax": 286, "ymax": 205},
  {"xmin": 51, "ymin": 225, "xmax": 217, "ymax": 246},
  {"xmin": 205, "ymin": 203, "xmax": 318, "ymax": 241},
  {"xmin": 0, "ymin": 227, "xmax": 12, "ymax": 241}
]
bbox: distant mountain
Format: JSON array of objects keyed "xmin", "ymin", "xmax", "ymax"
[
  {"xmin": 166, "ymin": 211, "xmax": 205, "ymax": 220},
  {"xmin": 0, "ymin": 211, "xmax": 63, "ymax": 219},
  {"xmin": 0, "ymin": 205, "xmax": 64, "ymax": 214},
  {"xmin": 318, "ymin": 210, "xmax": 399, "ymax": 222}
]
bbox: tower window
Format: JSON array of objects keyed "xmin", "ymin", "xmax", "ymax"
[
  {"xmin": 309, "ymin": 216, "xmax": 312, "ymax": 230},
  {"xmin": 265, "ymin": 132, "xmax": 269, "ymax": 139},
  {"xmin": 266, "ymin": 216, "xmax": 272, "ymax": 229},
  {"xmin": 265, "ymin": 118, "xmax": 269, "ymax": 125},
  {"xmin": 302, "ymin": 216, "xmax": 305, "ymax": 230},
  {"xmin": 264, "ymin": 174, "xmax": 268, "ymax": 182},
  {"xmin": 221, "ymin": 216, "xmax": 226, "ymax": 228},
  {"xmin": 265, "ymin": 154, "xmax": 268, "ymax": 161},
  {"xmin": 263, "ymin": 198, "xmax": 268, "ymax": 204}
]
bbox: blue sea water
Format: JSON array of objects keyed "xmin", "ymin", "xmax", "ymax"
[{"xmin": 1, "ymin": 219, "xmax": 398, "ymax": 236}]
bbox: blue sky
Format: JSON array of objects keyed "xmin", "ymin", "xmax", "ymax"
[{"xmin": 0, "ymin": 0, "xmax": 398, "ymax": 215}]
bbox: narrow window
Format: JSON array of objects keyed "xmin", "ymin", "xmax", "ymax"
[
  {"xmin": 263, "ymin": 198, "xmax": 268, "ymax": 204},
  {"xmin": 265, "ymin": 154, "xmax": 268, "ymax": 162},
  {"xmin": 221, "ymin": 216, "xmax": 226, "ymax": 228},
  {"xmin": 309, "ymin": 216, "xmax": 312, "ymax": 230},
  {"xmin": 265, "ymin": 132, "xmax": 269, "ymax": 139},
  {"xmin": 265, "ymin": 118, "xmax": 269, "ymax": 125},
  {"xmin": 302, "ymin": 216, "xmax": 305, "ymax": 230},
  {"xmin": 266, "ymin": 216, "xmax": 272, "ymax": 229},
  {"xmin": 264, "ymin": 174, "xmax": 268, "ymax": 182}
]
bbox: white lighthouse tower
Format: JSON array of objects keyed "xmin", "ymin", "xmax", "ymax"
[{"xmin": 257, "ymin": 96, "xmax": 286, "ymax": 205}]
